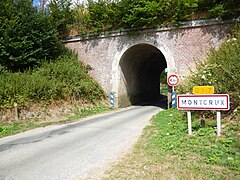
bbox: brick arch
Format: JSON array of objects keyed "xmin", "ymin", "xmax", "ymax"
[{"xmin": 111, "ymin": 41, "xmax": 175, "ymax": 107}]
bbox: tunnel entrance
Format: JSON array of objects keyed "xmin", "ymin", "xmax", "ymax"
[{"xmin": 118, "ymin": 43, "xmax": 167, "ymax": 107}]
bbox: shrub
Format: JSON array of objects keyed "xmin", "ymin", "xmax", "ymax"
[
  {"xmin": 0, "ymin": 52, "xmax": 106, "ymax": 109},
  {"xmin": 178, "ymin": 25, "xmax": 240, "ymax": 115}
]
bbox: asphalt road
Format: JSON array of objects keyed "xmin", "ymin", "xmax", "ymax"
[{"xmin": 0, "ymin": 105, "xmax": 162, "ymax": 180}]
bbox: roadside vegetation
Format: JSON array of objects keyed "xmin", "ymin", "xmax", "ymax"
[
  {"xmin": 0, "ymin": 52, "xmax": 105, "ymax": 109},
  {"xmin": 104, "ymin": 109, "xmax": 240, "ymax": 179},
  {"xmin": 47, "ymin": 0, "xmax": 239, "ymax": 36},
  {"xmin": 104, "ymin": 25, "xmax": 240, "ymax": 179},
  {"xmin": 160, "ymin": 70, "xmax": 168, "ymax": 96},
  {"xmin": 178, "ymin": 24, "xmax": 240, "ymax": 117},
  {"xmin": 0, "ymin": 0, "xmax": 108, "ymax": 136},
  {"xmin": 0, "ymin": 104, "xmax": 111, "ymax": 138},
  {"xmin": 0, "ymin": 0, "xmax": 238, "ymax": 138}
]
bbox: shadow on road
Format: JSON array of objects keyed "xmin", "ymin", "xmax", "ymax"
[{"xmin": 132, "ymin": 95, "xmax": 168, "ymax": 109}]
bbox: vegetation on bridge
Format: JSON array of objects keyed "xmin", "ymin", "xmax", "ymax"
[{"xmin": 48, "ymin": 0, "xmax": 239, "ymax": 36}]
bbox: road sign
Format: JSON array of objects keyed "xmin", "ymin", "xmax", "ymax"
[
  {"xmin": 193, "ymin": 86, "xmax": 214, "ymax": 94},
  {"xmin": 177, "ymin": 94, "xmax": 230, "ymax": 110},
  {"xmin": 167, "ymin": 74, "xmax": 179, "ymax": 86}
]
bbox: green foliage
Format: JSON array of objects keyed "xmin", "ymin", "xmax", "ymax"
[
  {"xmin": 48, "ymin": 0, "xmax": 74, "ymax": 37},
  {"xmin": 70, "ymin": 4, "xmax": 88, "ymax": 35},
  {"xmin": 104, "ymin": 109, "xmax": 239, "ymax": 179},
  {"xmin": 87, "ymin": 0, "xmax": 118, "ymax": 31},
  {"xmin": 0, "ymin": 52, "xmax": 106, "ymax": 109},
  {"xmin": 0, "ymin": 0, "xmax": 63, "ymax": 72},
  {"xmin": 178, "ymin": 25, "xmax": 240, "ymax": 113},
  {"xmin": 70, "ymin": 0, "xmax": 120, "ymax": 34},
  {"xmin": 197, "ymin": 0, "xmax": 240, "ymax": 19},
  {"xmin": 160, "ymin": 69, "xmax": 167, "ymax": 84},
  {"xmin": 147, "ymin": 109, "xmax": 240, "ymax": 172},
  {"xmin": 71, "ymin": 0, "xmax": 200, "ymax": 33},
  {"xmin": 68, "ymin": 0, "xmax": 239, "ymax": 36}
]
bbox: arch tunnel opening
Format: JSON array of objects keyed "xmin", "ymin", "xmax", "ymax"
[{"xmin": 119, "ymin": 43, "xmax": 167, "ymax": 107}]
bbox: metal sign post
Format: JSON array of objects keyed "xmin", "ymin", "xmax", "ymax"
[
  {"xmin": 110, "ymin": 92, "xmax": 115, "ymax": 107},
  {"xmin": 167, "ymin": 74, "xmax": 179, "ymax": 108},
  {"xmin": 187, "ymin": 111, "xmax": 192, "ymax": 135},
  {"xmin": 216, "ymin": 111, "xmax": 221, "ymax": 136},
  {"xmin": 172, "ymin": 86, "xmax": 176, "ymax": 108}
]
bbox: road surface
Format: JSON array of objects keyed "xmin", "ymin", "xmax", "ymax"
[{"xmin": 0, "ymin": 105, "xmax": 162, "ymax": 179}]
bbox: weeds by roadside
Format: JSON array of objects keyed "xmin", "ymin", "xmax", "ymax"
[
  {"xmin": 104, "ymin": 109, "xmax": 240, "ymax": 179},
  {"xmin": 177, "ymin": 24, "xmax": 240, "ymax": 115},
  {"xmin": 0, "ymin": 103, "xmax": 113, "ymax": 138}
]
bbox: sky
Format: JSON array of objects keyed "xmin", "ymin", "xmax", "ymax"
[
  {"xmin": 33, "ymin": 0, "xmax": 88, "ymax": 7},
  {"xmin": 33, "ymin": 0, "xmax": 40, "ymax": 6}
]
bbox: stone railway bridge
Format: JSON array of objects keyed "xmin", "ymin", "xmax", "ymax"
[{"xmin": 64, "ymin": 19, "xmax": 233, "ymax": 107}]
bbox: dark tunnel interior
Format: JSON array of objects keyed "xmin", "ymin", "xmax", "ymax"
[{"xmin": 119, "ymin": 43, "xmax": 167, "ymax": 106}]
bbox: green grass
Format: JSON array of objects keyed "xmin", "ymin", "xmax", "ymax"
[
  {"xmin": 104, "ymin": 109, "xmax": 240, "ymax": 179},
  {"xmin": 0, "ymin": 104, "xmax": 113, "ymax": 138}
]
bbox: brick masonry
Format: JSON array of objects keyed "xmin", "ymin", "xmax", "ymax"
[{"xmin": 64, "ymin": 20, "xmax": 232, "ymax": 106}]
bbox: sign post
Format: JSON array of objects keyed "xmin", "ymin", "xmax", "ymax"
[
  {"xmin": 177, "ymin": 94, "xmax": 230, "ymax": 136},
  {"xmin": 187, "ymin": 111, "xmax": 192, "ymax": 135},
  {"xmin": 216, "ymin": 111, "xmax": 221, "ymax": 136},
  {"xmin": 110, "ymin": 92, "xmax": 115, "ymax": 107},
  {"xmin": 167, "ymin": 74, "xmax": 179, "ymax": 108}
]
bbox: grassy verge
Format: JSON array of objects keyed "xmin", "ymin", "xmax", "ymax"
[
  {"xmin": 104, "ymin": 109, "xmax": 240, "ymax": 179},
  {"xmin": 0, "ymin": 104, "xmax": 113, "ymax": 138}
]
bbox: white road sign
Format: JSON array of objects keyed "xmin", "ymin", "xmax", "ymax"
[
  {"xmin": 177, "ymin": 94, "xmax": 230, "ymax": 110},
  {"xmin": 167, "ymin": 74, "xmax": 179, "ymax": 86}
]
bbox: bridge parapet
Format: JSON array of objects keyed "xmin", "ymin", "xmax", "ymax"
[{"xmin": 63, "ymin": 18, "xmax": 235, "ymax": 43}]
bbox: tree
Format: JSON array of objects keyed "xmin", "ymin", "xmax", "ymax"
[
  {"xmin": 0, "ymin": 0, "xmax": 62, "ymax": 72},
  {"xmin": 197, "ymin": 0, "xmax": 240, "ymax": 19},
  {"xmin": 48, "ymin": 0, "xmax": 74, "ymax": 37}
]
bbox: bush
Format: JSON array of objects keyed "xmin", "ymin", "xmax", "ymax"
[
  {"xmin": 178, "ymin": 25, "xmax": 240, "ymax": 115},
  {"xmin": 0, "ymin": 52, "xmax": 106, "ymax": 109}
]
